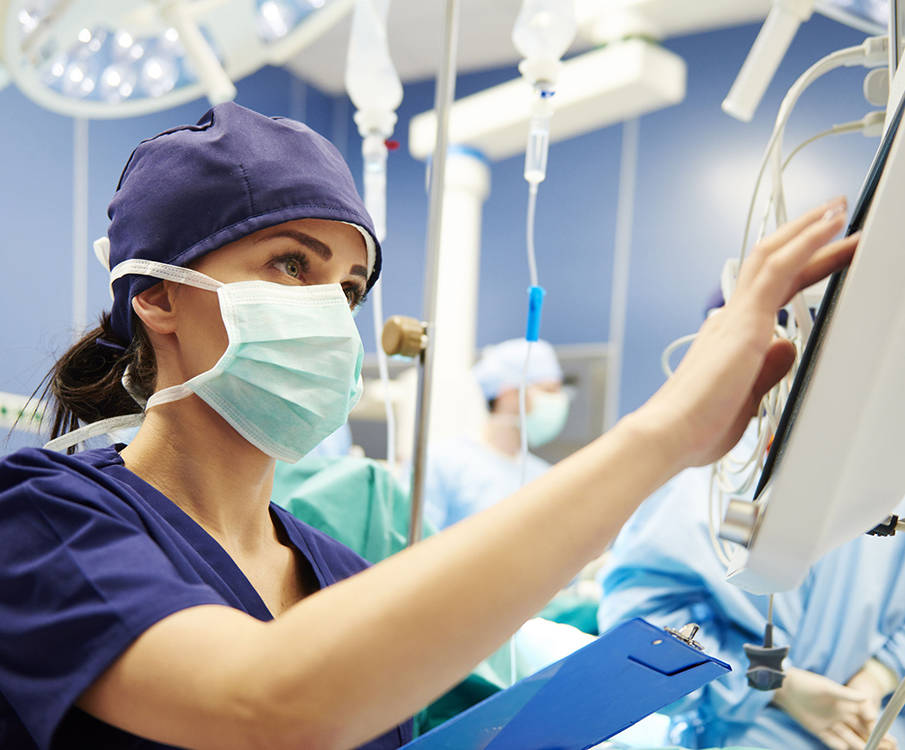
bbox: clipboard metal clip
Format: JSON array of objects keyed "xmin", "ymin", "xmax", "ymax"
[{"xmin": 664, "ymin": 623, "xmax": 704, "ymax": 651}]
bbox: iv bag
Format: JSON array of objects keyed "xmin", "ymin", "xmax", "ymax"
[
  {"xmin": 345, "ymin": 0, "xmax": 402, "ymax": 117},
  {"xmin": 512, "ymin": 0, "xmax": 577, "ymax": 64}
]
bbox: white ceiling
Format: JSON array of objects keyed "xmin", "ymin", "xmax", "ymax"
[
  {"xmin": 287, "ymin": 0, "xmax": 535, "ymax": 94},
  {"xmin": 286, "ymin": 0, "xmax": 773, "ymax": 96}
]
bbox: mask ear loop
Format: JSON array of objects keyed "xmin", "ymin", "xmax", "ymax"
[
  {"xmin": 109, "ymin": 259, "xmax": 223, "ymax": 293},
  {"xmin": 43, "ymin": 368, "xmax": 149, "ymax": 453},
  {"xmin": 45, "ymin": 260, "xmax": 224, "ymax": 453},
  {"xmin": 43, "ymin": 413, "xmax": 144, "ymax": 453},
  {"xmin": 108, "ymin": 261, "xmax": 226, "ymax": 413}
]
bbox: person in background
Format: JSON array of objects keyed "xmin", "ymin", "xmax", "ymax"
[
  {"xmin": 597, "ymin": 439, "xmax": 905, "ymax": 750},
  {"xmin": 425, "ymin": 338, "xmax": 569, "ymax": 530}
]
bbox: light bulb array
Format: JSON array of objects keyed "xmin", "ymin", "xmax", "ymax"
[
  {"xmin": 11, "ymin": 0, "xmax": 336, "ymax": 105},
  {"xmin": 19, "ymin": 14, "xmax": 207, "ymax": 103}
]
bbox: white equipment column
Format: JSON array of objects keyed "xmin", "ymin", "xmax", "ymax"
[{"xmin": 428, "ymin": 146, "xmax": 490, "ymax": 443}]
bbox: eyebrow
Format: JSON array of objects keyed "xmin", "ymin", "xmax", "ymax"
[
  {"xmin": 349, "ymin": 265, "xmax": 368, "ymax": 279},
  {"xmin": 255, "ymin": 229, "xmax": 333, "ymax": 261}
]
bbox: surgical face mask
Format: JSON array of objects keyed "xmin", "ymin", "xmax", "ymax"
[
  {"xmin": 525, "ymin": 390, "xmax": 569, "ymax": 448},
  {"xmin": 120, "ymin": 260, "xmax": 363, "ymax": 463}
]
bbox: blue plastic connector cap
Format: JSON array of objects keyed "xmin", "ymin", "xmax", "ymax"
[{"xmin": 525, "ymin": 286, "xmax": 546, "ymax": 342}]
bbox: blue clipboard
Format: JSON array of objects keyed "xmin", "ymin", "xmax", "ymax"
[{"xmin": 403, "ymin": 618, "xmax": 730, "ymax": 749}]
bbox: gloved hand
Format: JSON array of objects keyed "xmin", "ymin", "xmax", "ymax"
[
  {"xmin": 772, "ymin": 666, "xmax": 894, "ymax": 750},
  {"xmin": 846, "ymin": 660, "xmax": 900, "ymax": 750}
]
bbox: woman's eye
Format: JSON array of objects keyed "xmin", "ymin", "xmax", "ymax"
[{"xmin": 273, "ymin": 253, "xmax": 308, "ymax": 279}]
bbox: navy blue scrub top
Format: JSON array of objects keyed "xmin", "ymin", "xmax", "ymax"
[{"xmin": 0, "ymin": 445, "xmax": 413, "ymax": 750}]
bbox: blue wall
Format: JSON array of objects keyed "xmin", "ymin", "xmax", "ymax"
[
  {"xmin": 0, "ymin": 13, "xmax": 885, "ymax": 452},
  {"xmin": 344, "ymin": 13, "xmax": 882, "ymax": 417},
  {"xmin": 0, "ymin": 65, "xmax": 335, "ymax": 449}
]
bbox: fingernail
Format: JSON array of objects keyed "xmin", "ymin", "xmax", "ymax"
[{"xmin": 823, "ymin": 202, "xmax": 847, "ymax": 221}]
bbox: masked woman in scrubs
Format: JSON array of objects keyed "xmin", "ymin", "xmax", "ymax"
[{"xmin": 0, "ymin": 102, "xmax": 858, "ymax": 750}]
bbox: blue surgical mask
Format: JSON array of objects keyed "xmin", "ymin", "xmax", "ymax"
[
  {"xmin": 47, "ymin": 260, "xmax": 363, "ymax": 463},
  {"xmin": 525, "ymin": 390, "xmax": 569, "ymax": 448}
]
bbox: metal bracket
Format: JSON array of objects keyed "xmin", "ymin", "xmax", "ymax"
[{"xmin": 665, "ymin": 623, "xmax": 704, "ymax": 651}]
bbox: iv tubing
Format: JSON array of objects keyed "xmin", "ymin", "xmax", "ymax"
[
  {"xmin": 360, "ymin": 136, "xmax": 397, "ymax": 467},
  {"xmin": 526, "ymin": 182, "xmax": 539, "ymax": 288},
  {"xmin": 406, "ymin": 0, "xmax": 460, "ymax": 546}
]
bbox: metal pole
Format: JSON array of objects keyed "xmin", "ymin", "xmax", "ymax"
[
  {"xmin": 407, "ymin": 0, "xmax": 461, "ymax": 546},
  {"xmin": 72, "ymin": 117, "xmax": 89, "ymax": 338}
]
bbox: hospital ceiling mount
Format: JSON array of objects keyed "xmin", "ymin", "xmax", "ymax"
[{"xmin": 0, "ymin": 0, "xmax": 889, "ymax": 120}]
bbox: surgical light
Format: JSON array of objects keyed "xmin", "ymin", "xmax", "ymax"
[{"xmin": 0, "ymin": 0, "xmax": 353, "ymax": 118}]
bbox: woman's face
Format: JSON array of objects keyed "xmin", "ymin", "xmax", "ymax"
[{"xmin": 160, "ymin": 218, "xmax": 368, "ymax": 386}]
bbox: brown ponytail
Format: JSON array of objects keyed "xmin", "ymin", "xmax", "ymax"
[{"xmin": 40, "ymin": 313, "xmax": 157, "ymax": 442}]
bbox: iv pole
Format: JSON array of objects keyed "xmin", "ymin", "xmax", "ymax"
[{"xmin": 406, "ymin": 0, "xmax": 461, "ymax": 545}]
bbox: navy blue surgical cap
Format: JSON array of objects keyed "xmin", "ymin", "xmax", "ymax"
[{"xmin": 106, "ymin": 102, "xmax": 380, "ymax": 345}]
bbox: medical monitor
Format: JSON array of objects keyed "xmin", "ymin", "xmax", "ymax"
[{"xmin": 724, "ymin": 84, "xmax": 905, "ymax": 593}]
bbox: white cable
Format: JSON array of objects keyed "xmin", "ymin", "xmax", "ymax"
[
  {"xmin": 782, "ymin": 121, "xmax": 862, "ymax": 165},
  {"xmin": 769, "ymin": 42, "xmax": 880, "ymax": 229},
  {"xmin": 665, "ymin": 116, "xmax": 857, "ymax": 381},
  {"xmin": 753, "ymin": 117, "xmax": 874, "ymax": 249},
  {"xmin": 865, "ymin": 674, "xmax": 905, "ymax": 750},
  {"xmin": 696, "ymin": 108, "xmax": 868, "ymax": 567},
  {"xmin": 661, "ymin": 333, "xmax": 698, "ymax": 378},
  {"xmin": 740, "ymin": 37, "xmax": 887, "ymax": 266},
  {"xmin": 772, "ymin": 36, "xmax": 887, "ymax": 225},
  {"xmin": 708, "ymin": 467, "xmax": 735, "ymax": 567}
]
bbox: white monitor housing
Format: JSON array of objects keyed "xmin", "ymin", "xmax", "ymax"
[{"xmin": 723, "ymin": 69, "xmax": 905, "ymax": 593}]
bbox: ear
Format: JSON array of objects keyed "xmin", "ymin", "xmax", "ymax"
[{"xmin": 131, "ymin": 281, "xmax": 178, "ymax": 335}]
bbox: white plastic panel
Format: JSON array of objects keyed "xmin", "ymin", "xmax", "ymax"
[
  {"xmin": 728, "ymin": 102, "xmax": 905, "ymax": 594},
  {"xmin": 408, "ymin": 39, "xmax": 686, "ymax": 162}
]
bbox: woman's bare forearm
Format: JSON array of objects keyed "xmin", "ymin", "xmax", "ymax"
[
  {"xmin": 80, "ymin": 204, "xmax": 857, "ymax": 750},
  {"xmin": 253, "ymin": 410, "xmax": 682, "ymax": 747}
]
